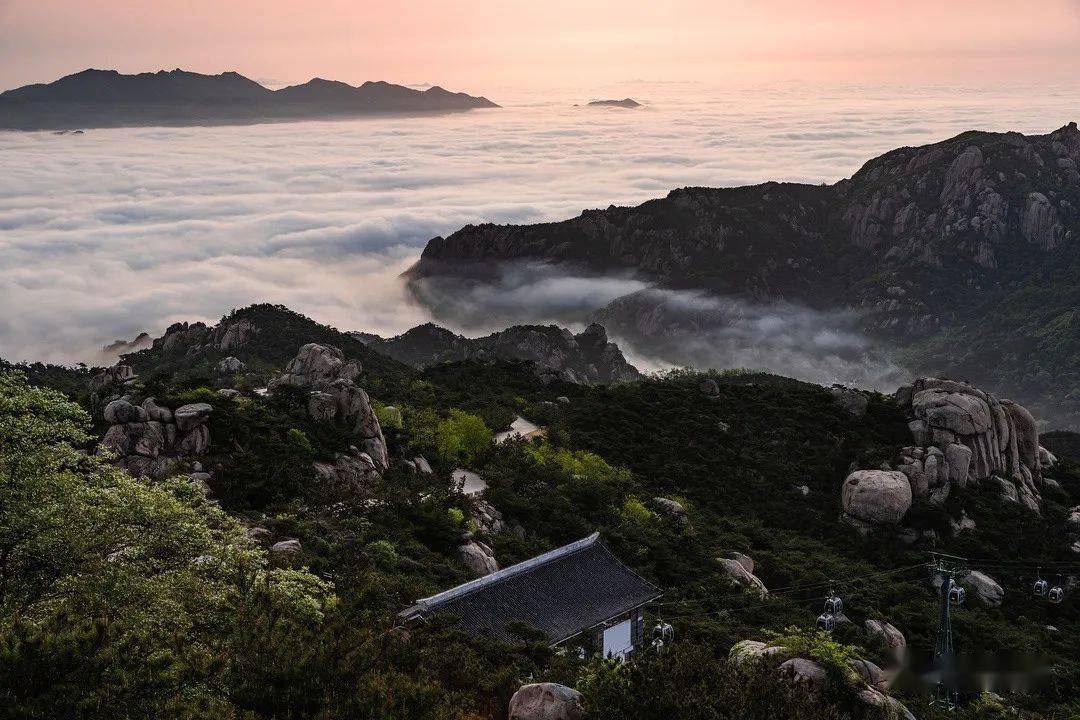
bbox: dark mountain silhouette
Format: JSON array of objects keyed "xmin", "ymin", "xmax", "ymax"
[
  {"xmin": 587, "ymin": 98, "xmax": 641, "ymax": 108},
  {"xmin": 0, "ymin": 69, "xmax": 499, "ymax": 129},
  {"xmin": 356, "ymin": 321, "xmax": 641, "ymax": 384},
  {"xmin": 409, "ymin": 124, "xmax": 1080, "ymax": 426}
]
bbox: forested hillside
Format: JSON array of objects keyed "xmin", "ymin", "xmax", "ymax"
[{"xmin": 2, "ymin": 304, "xmax": 1078, "ymax": 719}]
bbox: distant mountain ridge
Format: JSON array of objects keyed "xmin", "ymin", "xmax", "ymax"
[
  {"xmin": 409, "ymin": 123, "xmax": 1080, "ymax": 426},
  {"xmin": 0, "ymin": 68, "xmax": 498, "ymax": 129},
  {"xmin": 355, "ymin": 322, "xmax": 641, "ymax": 384},
  {"xmin": 587, "ymin": 98, "xmax": 640, "ymax": 108}
]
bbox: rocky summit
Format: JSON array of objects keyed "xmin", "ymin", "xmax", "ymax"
[
  {"xmin": 357, "ymin": 322, "xmax": 641, "ymax": 384},
  {"xmin": 842, "ymin": 376, "xmax": 1055, "ymax": 533},
  {"xmin": 410, "ymin": 124, "xmax": 1080, "ymax": 426}
]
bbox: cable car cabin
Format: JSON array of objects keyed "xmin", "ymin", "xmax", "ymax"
[
  {"xmin": 1048, "ymin": 586, "xmax": 1064, "ymax": 604},
  {"xmin": 399, "ymin": 533, "xmax": 661, "ymax": 659},
  {"xmin": 1033, "ymin": 579, "xmax": 1049, "ymax": 597}
]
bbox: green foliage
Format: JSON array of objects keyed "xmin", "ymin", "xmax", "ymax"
[
  {"xmin": 763, "ymin": 626, "xmax": 861, "ymax": 684},
  {"xmin": 435, "ymin": 410, "xmax": 492, "ymax": 465},
  {"xmin": 374, "ymin": 402, "xmax": 404, "ymax": 430},
  {"xmin": 621, "ymin": 497, "xmax": 656, "ymax": 525},
  {"xmin": 0, "ymin": 371, "xmax": 334, "ymax": 719},
  {"xmin": 364, "ymin": 540, "xmax": 398, "ymax": 569},
  {"xmin": 577, "ymin": 642, "xmax": 881, "ymax": 720}
]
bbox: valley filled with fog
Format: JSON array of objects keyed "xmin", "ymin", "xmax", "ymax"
[{"xmin": 3, "ymin": 81, "xmax": 1078, "ymax": 386}]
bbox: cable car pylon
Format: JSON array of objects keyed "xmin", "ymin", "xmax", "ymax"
[{"xmin": 929, "ymin": 552, "xmax": 967, "ymax": 709}]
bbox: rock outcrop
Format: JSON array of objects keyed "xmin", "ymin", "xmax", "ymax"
[
  {"xmin": 470, "ymin": 499, "xmax": 506, "ymax": 536},
  {"xmin": 153, "ymin": 321, "xmax": 210, "ymax": 355},
  {"xmin": 360, "ymin": 322, "xmax": 640, "ymax": 384},
  {"xmin": 509, "ymin": 683, "xmax": 584, "ymax": 720},
  {"xmin": 217, "ymin": 356, "xmax": 245, "ymax": 373},
  {"xmin": 313, "ymin": 450, "xmax": 381, "ymax": 492},
  {"xmin": 778, "ymin": 658, "xmax": 829, "ymax": 691},
  {"xmin": 830, "ymin": 385, "xmax": 869, "ymax": 417},
  {"xmin": 858, "ymin": 689, "xmax": 915, "ymax": 720},
  {"xmin": 849, "ymin": 658, "xmax": 888, "ymax": 693},
  {"xmin": 89, "ymin": 363, "xmax": 137, "ymax": 394},
  {"xmin": 97, "ymin": 397, "xmax": 212, "ymax": 479},
  {"xmin": 961, "ymin": 570, "xmax": 1005, "ymax": 607},
  {"xmin": 719, "ymin": 553, "xmax": 768, "ymax": 597},
  {"xmin": 894, "ymin": 378, "xmax": 1045, "ymax": 512},
  {"xmin": 270, "ymin": 343, "xmax": 387, "ymax": 471},
  {"xmin": 458, "ymin": 539, "xmax": 498, "ymax": 576},
  {"xmin": 728, "ymin": 640, "xmax": 786, "ymax": 667},
  {"xmin": 652, "ymin": 497, "xmax": 689, "ymax": 524},
  {"xmin": 270, "ymin": 538, "xmax": 302, "ymax": 556},
  {"xmin": 729, "ymin": 639, "xmax": 913, "ymax": 717},
  {"xmin": 210, "ymin": 318, "xmax": 257, "ymax": 351},
  {"xmin": 864, "ymin": 619, "xmax": 906, "ymax": 663}
]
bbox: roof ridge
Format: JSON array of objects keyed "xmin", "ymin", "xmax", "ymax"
[{"xmin": 416, "ymin": 532, "xmax": 601, "ymax": 608}]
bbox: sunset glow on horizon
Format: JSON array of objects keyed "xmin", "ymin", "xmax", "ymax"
[{"xmin": 3, "ymin": 0, "xmax": 1080, "ymax": 93}]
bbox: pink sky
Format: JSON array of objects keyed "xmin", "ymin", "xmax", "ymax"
[{"xmin": 2, "ymin": 0, "xmax": 1079, "ymax": 92}]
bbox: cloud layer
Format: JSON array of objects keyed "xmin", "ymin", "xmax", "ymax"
[{"xmin": 2, "ymin": 82, "xmax": 1078, "ymax": 367}]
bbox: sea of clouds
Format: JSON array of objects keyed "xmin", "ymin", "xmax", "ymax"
[{"xmin": 2, "ymin": 81, "xmax": 1078, "ymax": 375}]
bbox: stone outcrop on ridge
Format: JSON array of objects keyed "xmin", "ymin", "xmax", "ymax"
[
  {"xmin": 97, "ymin": 396, "xmax": 212, "ymax": 479},
  {"xmin": 895, "ymin": 377, "xmax": 1046, "ymax": 511},
  {"xmin": 270, "ymin": 343, "xmax": 388, "ymax": 477}
]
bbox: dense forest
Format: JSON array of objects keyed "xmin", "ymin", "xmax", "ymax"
[{"xmin": 2, "ymin": 304, "xmax": 1078, "ymax": 719}]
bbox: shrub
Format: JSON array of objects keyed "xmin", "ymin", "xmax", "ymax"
[{"xmin": 435, "ymin": 410, "xmax": 492, "ymax": 464}]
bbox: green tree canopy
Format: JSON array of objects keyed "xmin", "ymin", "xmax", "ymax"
[{"xmin": 0, "ymin": 371, "xmax": 334, "ymax": 718}]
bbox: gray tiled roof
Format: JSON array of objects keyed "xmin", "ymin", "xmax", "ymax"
[{"xmin": 402, "ymin": 533, "xmax": 660, "ymax": 645}]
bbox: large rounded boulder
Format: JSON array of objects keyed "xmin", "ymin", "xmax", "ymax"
[
  {"xmin": 509, "ymin": 683, "xmax": 583, "ymax": 720},
  {"xmin": 841, "ymin": 470, "xmax": 912, "ymax": 525}
]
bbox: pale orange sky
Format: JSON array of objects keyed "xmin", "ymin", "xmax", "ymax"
[{"xmin": 2, "ymin": 0, "xmax": 1079, "ymax": 92}]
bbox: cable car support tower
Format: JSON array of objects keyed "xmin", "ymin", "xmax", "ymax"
[{"xmin": 929, "ymin": 552, "xmax": 967, "ymax": 708}]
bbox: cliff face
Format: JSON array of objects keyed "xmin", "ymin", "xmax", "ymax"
[
  {"xmin": 410, "ymin": 124, "xmax": 1080, "ymax": 425},
  {"xmin": 416, "ymin": 124, "xmax": 1080, "ymax": 323},
  {"xmin": 358, "ymin": 322, "xmax": 641, "ymax": 384}
]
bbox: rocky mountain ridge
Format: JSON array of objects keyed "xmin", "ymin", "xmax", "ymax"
[
  {"xmin": 355, "ymin": 321, "xmax": 641, "ymax": 384},
  {"xmin": 409, "ymin": 124, "xmax": 1080, "ymax": 426},
  {"xmin": 0, "ymin": 68, "xmax": 499, "ymax": 130}
]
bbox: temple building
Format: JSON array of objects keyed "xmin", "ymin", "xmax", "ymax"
[{"xmin": 400, "ymin": 533, "xmax": 661, "ymax": 658}]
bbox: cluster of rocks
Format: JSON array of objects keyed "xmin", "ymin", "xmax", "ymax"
[
  {"xmin": 898, "ymin": 378, "xmax": 1046, "ymax": 510},
  {"xmin": 471, "ymin": 498, "xmax": 505, "ymax": 536},
  {"xmin": 730, "ymin": 619, "xmax": 914, "ymax": 720},
  {"xmin": 89, "ymin": 363, "xmax": 137, "ymax": 394},
  {"xmin": 842, "ymin": 377, "xmax": 1053, "ymax": 531},
  {"xmin": 153, "ymin": 317, "xmax": 257, "ymax": 357},
  {"xmin": 456, "ymin": 490, "xmax": 505, "ymax": 576},
  {"xmin": 719, "ymin": 552, "xmax": 768, "ymax": 598},
  {"xmin": 97, "ymin": 397, "xmax": 213, "ymax": 479},
  {"xmin": 270, "ymin": 343, "xmax": 388, "ymax": 480}
]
